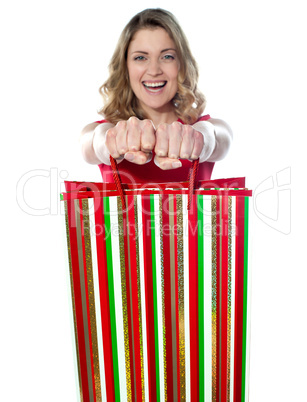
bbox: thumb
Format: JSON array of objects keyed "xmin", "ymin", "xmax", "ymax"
[
  {"xmin": 154, "ymin": 155, "xmax": 182, "ymax": 170},
  {"xmin": 124, "ymin": 151, "xmax": 153, "ymax": 165}
]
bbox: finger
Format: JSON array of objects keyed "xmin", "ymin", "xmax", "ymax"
[
  {"xmin": 115, "ymin": 120, "xmax": 129, "ymax": 156},
  {"xmin": 189, "ymin": 129, "xmax": 204, "ymax": 159},
  {"xmin": 167, "ymin": 121, "xmax": 183, "ymax": 159},
  {"xmin": 126, "ymin": 116, "xmax": 142, "ymax": 152},
  {"xmin": 124, "ymin": 150, "xmax": 153, "ymax": 165},
  {"xmin": 179, "ymin": 126, "xmax": 204, "ymax": 160},
  {"xmin": 178, "ymin": 125, "xmax": 194, "ymax": 159},
  {"xmin": 154, "ymin": 123, "xmax": 169, "ymax": 157},
  {"xmin": 106, "ymin": 127, "xmax": 122, "ymax": 158},
  {"xmin": 140, "ymin": 119, "xmax": 156, "ymax": 152},
  {"xmin": 154, "ymin": 155, "xmax": 182, "ymax": 170}
]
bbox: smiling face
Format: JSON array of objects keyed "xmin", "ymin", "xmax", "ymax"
[{"xmin": 127, "ymin": 27, "xmax": 180, "ymax": 123}]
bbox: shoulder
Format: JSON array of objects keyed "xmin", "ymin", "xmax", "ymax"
[
  {"xmin": 95, "ymin": 119, "xmax": 109, "ymax": 124},
  {"xmin": 196, "ymin": 114, "xmax": 211, "ymax": 122},
  {"xmin": 80, "ymin": 121, "xmax": 100, "ymax": 136},
  {"xmin": 81, "ymin": 119, "xmax": 111, "ymax": 136},
  {"xmin": 177, "ymin": 114, "xmax": 211, "ymax": 125}
]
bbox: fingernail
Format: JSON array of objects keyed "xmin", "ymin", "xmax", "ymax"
[{"xmin": 172, "ymin": 161, "xmax": 182, "ymax": 168}]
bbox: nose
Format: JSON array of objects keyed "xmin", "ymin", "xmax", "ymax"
[{"xmin": 147, "ymin": 59, "xmax": 162, "ymax": 75}]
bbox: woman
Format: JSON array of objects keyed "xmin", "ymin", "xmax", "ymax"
[{"xmin": 80, "ymin": 8, "xmax": 232, "ymax": 183}]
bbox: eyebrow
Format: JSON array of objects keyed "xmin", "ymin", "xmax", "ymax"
[{"xmin": 131, "ymin": 48, "xmax": 177, "ymax": 55}]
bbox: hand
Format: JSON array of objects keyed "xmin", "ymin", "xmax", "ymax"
[
  {"xmin": 154, "ymin": 122, "xmax": 204, "ymax": 170},
  {"xmin": 105, "ymin": 116, "xmax": 156, "ymax": 164}
]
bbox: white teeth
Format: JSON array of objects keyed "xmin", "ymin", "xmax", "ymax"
[{"xmin": 144, "ymin": 82, "xmax": 166, "ymax": 88}]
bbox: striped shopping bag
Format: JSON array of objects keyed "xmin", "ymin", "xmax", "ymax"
[{"xmin": 61, "ymin": 159, "xmax": 252, "ymax": 402}]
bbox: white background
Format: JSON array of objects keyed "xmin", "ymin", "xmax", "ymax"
[{"xmin": 1, "ymin": 0, "xmax": 306, "ymax": 400}]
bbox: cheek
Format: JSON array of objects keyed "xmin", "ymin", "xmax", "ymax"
[
  {"xmin": 127, "ymin": 62, "xmax": 136, "ymax": 82},
  {"xmin": 128, "ymin": 62, "xmax": 143, "ymax": 79},
  {"xmin": 171, "ymin": 69, "xmax": 179, "ymax": 91},
  {"xmin": 169, "ymin": 64, "xmax": 180, "ymax": 83}
]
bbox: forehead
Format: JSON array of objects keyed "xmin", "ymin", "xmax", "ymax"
[{"xmin": 128, "ymin": 27, "xmax": 176, "ymax": 52}]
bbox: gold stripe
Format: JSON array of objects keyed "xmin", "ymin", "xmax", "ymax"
[
  {"xmin": 117, "ymin": 198, "xmax": 132, "ymax": 402},
  {"xmin": 82, "ymin": 199, "xmax": 102, "ymax": 400},
  {"xmin": 227, "ymin": 197, "xmax": 232, "ymax": 401},
  {"xmin": 159, "ymin": 195, "xmax": 167, "ymax": 400},
  {"xmin": 169, "ymin": 195, "xmax": 178, "ymax": 401},
  {"xmin": 134, "ymin": 196, "xmax": 145, "ymax": 401},
  {"xmin": 211, "ymin": 196, "xmax": 217, "ymax": 402},
  {"xmin": 64, "ymin": 201, "xmax": 83, "ymax": 401},
  {"xmin": 176, "ymin": 195, "xmax": 186, "ymax": 401},
  {"xmin": 75, "ymin": 199, "xmax": 95, "ymax": 402},
  {"xmin": 126, "ymin": 203, "xmax": 137, "ymax": 400}
]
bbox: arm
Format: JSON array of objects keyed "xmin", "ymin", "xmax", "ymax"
[
  {"xmin": 79, "ymin": 118, "xmax": 155, "ymax": 165},
  {"xmin": 80, "ymin": 117, "xmax": 232, "ymax": 166},
  {"xmin": 193, "ymin": 118, "xmax": 233, "ymax": 162},
  {"xmin": 153, "ymin": 118, "xmax": 233, "ymax": 169},
  {"xmin": 79, "ymin": 121, "xmax": 114, "ymax": 165}
]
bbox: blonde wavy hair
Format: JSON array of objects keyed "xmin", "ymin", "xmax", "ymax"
[{"xmin": 99, "ymin": 8, "xmax": 206, "ymax": 124}]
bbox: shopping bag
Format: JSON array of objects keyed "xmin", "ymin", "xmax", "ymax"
[{"xmin": 61, "ymin": 160, "xmax": 252, "ymax": 402}]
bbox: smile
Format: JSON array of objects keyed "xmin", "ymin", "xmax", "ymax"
[{"xmin": 143, "ymin": 81, "xmax": 167, "ymax": 91}]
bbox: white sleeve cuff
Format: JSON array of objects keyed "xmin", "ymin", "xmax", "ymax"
[
  {"xmin": 193, "ymin": 120, "xmax": 216, "ymax": 162},
  {"xmin": 92, "ymin": 123, "xmax": 114, "ymax": 165}
]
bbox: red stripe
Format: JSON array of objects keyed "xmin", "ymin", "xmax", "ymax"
[
  {"xmin": 79, "ymin": 200, "xmax": 97, "ymax": 401},
  {"xmin": 233, "ymin": 197, "xmax": 245, "ymax": 401},
  {"xmin": 188, "ymin": 194, "xmax": 199, "ymax": 402},
  {"xmin": 64, "ymin": 176, "xmax": 246, "ymax": 193},
  {"xmin": 62, "ymin": 188, "xmax": 252, "ymax": 201},
  {"xmin": 67, "ymin": 199, "xmax": 91, "ymax": 400},
  {"xmin": 142, "ymin": 195, "xmax": 157, "ymax": 402},
  {"xmin": 127, "ymin": 195, "xmax": 143, "ymax": 402},
  {"xmin": 221, "ymin": 196, "xmax": 229, "ymax": 401},
  {"xmin": 94, "ymin": 197, "xmax": 115, "ymax": 402},
  {"xmin": 174, "ymin": 196, "xmax": 181, "ymax": 402},
  {"xmin": 122, "ymin": 206, "xmax": 136, "ymax": 402},
  {"xmin": 215, "ymin": 197, "xmax": 221, "ymax": 402},
  {"xmin": 162, "ymin": 194, "xmax": 174, "ymax": 401}
]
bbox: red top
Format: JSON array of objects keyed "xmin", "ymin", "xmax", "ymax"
[{"xmin": 97, "ymin": 115, "xmax": 214, "ymax": 184}]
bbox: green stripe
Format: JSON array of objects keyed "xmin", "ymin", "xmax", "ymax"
[
  {"xmin": 197, "ymin": 195, "xmax": 205, "ymax": 401},
  {"xmin": 150, "ymin": 195, "xmax": 160, "ymax": 401},
  {"xmin": 103, "ymin": 197, "xmax": 121, "ymax": 401},
  {"xmin": 241, "ymin": 197, "xmax": 249, "ymax": 401}
]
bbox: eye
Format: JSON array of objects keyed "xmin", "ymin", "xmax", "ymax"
[
  {"xmin": 162, "ymin": 54, "xmax": 175, "ymax": 61},
  {"xmin": 134, "ymin": 55, "xmax": 146, "ymax": 61}
]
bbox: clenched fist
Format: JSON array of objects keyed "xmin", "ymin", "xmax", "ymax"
[
  {"xmin": 154, "ymin": 121, "xmax": 204, "ymax": 170},
  {"xmin": 106, "ymin": 116, "xmax": 156, "ymax": 164}
]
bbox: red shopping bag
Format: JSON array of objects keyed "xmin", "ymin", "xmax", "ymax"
[{"xmin": 62, "ymin": 159, "xmax": 252, "ymax": 402}]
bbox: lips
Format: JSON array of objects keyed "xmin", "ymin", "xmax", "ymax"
[{"xmin": 143, "ymin": 81, "xmax": 167, "ymax": 92}]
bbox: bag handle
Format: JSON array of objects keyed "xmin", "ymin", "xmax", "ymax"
[{"xmin": 110, "ymin": 156, "xmax": 199, "ymax": 211}]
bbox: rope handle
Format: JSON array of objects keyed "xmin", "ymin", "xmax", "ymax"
[
  {"xmin": 109, "ymin": 156, "xmax": 199, "ymax": 211},
  {"xmin": 187, "ymin": 158, "xmax": 199, "ymax": 210},
  {"xmin": 110, "ymin": 156, "xmax": 127, "ymax": 210}
]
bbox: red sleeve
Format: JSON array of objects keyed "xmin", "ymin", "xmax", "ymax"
[
  {"xmin": 95, "ymin": 119, "xmax": 109, "ymax": 124},
  {"xmin": 196, "ymin": 114, "xmax": 211, "ymax": 122},
  {"xmin": 96, "ymin": 116, "xmax": 211, "ymax": 124}
]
